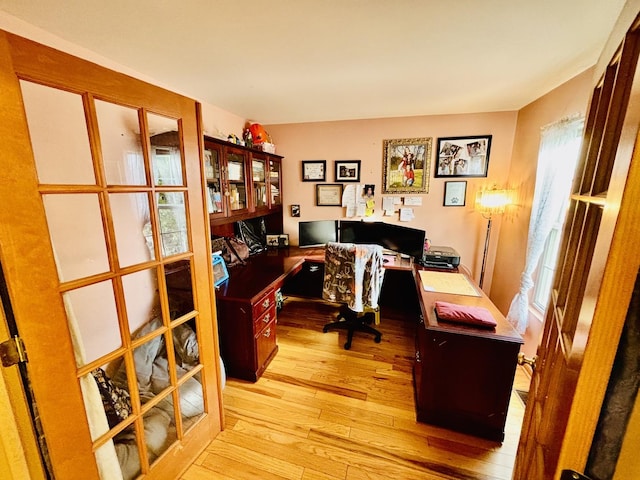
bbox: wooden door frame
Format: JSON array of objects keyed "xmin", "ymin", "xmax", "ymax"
[
  {"xmin": 0, "ymin": 30, "xmax": 223, "ymax": 479},
  {"xmin": 514, "ymin": 7, "xmax": 640, "ymax": 478},
  {"xmin": 0, "ymin": 298, "xmax": 46, "ymax": 480}
]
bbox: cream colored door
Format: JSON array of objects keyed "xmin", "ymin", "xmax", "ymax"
[
  {"xmin": 0, "ymin": 31, "xmax": 222, "ymax": 480},
  {"xmin": 513, "ymin": 19, "xmax": 640, "ymax": 480}
]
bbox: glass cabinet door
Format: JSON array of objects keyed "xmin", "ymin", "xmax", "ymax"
[
  {"xmin": 204, "ymin": 145, "xmax": 224, "ymax": 215},
  {"xmin": 269, "ymin": 158, "xmax": 282, "ymax": 207},
  {"xmin": 252, "ymin": 156, "xmax": 267, "ymax": 209},
  {"xmin": 227, "ymin": 151, "xmax": 248, "ymax": 212}
]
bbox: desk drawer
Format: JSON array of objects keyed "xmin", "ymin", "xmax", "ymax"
[
  {"xmin": 253, "ymin": 305, "xmax": 276, "ymax": 333},
  {"xmin": 252, "ymin": 289, "xmax": 275, "ymax": 319},
  {"xmin": 255, "ymin": 316, "xmax": 277, "ymax": 372}
]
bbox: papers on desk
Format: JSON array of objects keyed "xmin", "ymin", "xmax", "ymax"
[{"xmin": 418, "ymin": 271, "xmax": 481, "ymax": 297}]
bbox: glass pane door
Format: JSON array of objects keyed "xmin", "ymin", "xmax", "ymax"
[
  {"xmin": 227, "ymin": 151, "xmax": 247, "ymax": 212},
  {"xmin": 252, "ymin": 156, "xmax": 267, "ymax": 209},
  {"xmin": 204, "ymin": 146, "xmax": 224, "ymax": 214},
  {"xmin": 20, "ymin": 81, "xmax": 210, "ymax": 479},
  {"xmin": 269, "ymin": 158, "xmax": 282, "ymax": 207}
]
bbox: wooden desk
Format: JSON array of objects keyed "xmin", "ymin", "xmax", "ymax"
[
  {"xmin": 214, "ymin": 246, "xmax": 411, "ymax": 380},
  {"xmin": 214, "ymin": 248, "xmax": 312, "ymax": 381},
  {"xmin": 212, "ymin": 248, "xmax": 522, "ymax": 442},
  {"xmin": 413, "ymin": 266, "xmax": 523, "ymax": 441}
]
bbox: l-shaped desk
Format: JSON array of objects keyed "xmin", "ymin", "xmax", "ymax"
[{"xmin": 213, "ymin": 246, "xmax": 523, "ymax": 442}]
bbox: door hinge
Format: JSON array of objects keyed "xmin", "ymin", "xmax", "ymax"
[{"xmin": 0, "ymin": 335, "xmax": 28, "ymax": 367}]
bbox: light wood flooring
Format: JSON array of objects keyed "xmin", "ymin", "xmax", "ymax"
[{"xmin": 182, "ymin": 296, "xmax": 530, "ymax": 480}]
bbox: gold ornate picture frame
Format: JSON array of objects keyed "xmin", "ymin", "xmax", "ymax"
[{"xmin": 382, "ymin": 137, "xmax": 432, "ymax": 194}]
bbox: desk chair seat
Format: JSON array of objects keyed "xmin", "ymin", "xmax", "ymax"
[{"xmin": 322, "ymin": 242, "xmax": 385, "ymax": 350}]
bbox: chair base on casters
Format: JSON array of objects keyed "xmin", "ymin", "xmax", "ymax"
[{"xmin": 322, "ymin": 305, "xmax": 382, "ymax": 350}]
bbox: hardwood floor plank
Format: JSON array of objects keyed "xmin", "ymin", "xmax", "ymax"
[
  {"xmin": 345, "ymin": 464, "xmax": 451, "ymax": 480},
  {"xmin": 262, "ymin": 371, "xmax": 368, "ymax": 400},
  {"xmin": 302, "ymin": 468, "xmax": 347, "ymax": 480},
  {"xmin": 202, "ymin": 433, "xmax": 305, "ymax": 479},
  {"xmin": 220, "ymin": 423, "xmax": 349, "ymax": 478},
  {"xmin": 181, "ymin": 462, "xmax": 238, "ymax": 480},
  {"xmin": 306, "ymin": 427, "xmax": 497, "ymax": 480},
  {"xmin": 182, "ymin": 297, "xmax": 527, "ymax": 479},
  {"xmin": 225, "ymin": 382, "xmax": 322, "ymax": 417}
]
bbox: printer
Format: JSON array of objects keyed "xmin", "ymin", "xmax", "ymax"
[{"xmin": 421, "ymin": 246, "xmax": 460, "ymax": 269}]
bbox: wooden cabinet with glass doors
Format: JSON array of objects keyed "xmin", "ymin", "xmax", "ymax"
[{"xmin": 203, "ymin": 136, "xmax": 283, "ymax": 226}]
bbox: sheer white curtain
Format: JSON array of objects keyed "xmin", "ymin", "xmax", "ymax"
[{"xmin": 506, "ymin": 116, "xmax": 584, "ymax": 334}]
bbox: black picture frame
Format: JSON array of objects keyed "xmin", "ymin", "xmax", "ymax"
[
  {"xmin": 435, "ymin": 135, "xmax": 492, "ymax": 178},
  {"xmin": 443, "ymin": 181, "xmax": 467, "ymax": 207},
  {"xmin": 335, "ymin": 160, "xmax": 361, "ymax": 182},
  {"xmin": 266, "ymin": 234, "xmax": 290, "ymax": 248},
  {"xmin": 302, "ymin": 160, "xmax": 326, "ymax": 181},
  {"xmin": 316, "ymin": 184, "xmax": 343, "ymax": 206}
]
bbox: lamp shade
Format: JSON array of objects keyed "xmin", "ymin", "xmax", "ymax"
[{"xmin": 475, "ymin": 188, "xmax": 511, "ymax": 215}]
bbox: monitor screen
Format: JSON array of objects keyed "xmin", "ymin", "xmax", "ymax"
[
  {"xmin": 377, "ymin": 223, "xmax": 426, "ymax": 260},
  {"xmin": 339, "ymin": 220, "xmax": 426, "ymax": 259},
  {"xmin": 298, "ymin": 220, "xmax": 338, "ymax": 247},
  {"xmin": 338, "ymin": 220, "xmax": 381, "ymax": 244}
]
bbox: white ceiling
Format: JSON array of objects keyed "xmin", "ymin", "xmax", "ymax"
[{"xmin": 0, "ymin": 0, "xmax": 627, "ymax": 125}]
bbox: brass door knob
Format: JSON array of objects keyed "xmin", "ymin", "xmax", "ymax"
[{"xmin": 517, "ymin": 352, "xmax": 537, "ymax": 370}]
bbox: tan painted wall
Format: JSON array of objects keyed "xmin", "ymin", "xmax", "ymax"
[
  {"xmin": 266, "ymin": 112, "xmax": 518, "ymax": 291},
  {"xmin": 491, "ymin": 69, "xmax": 593, "ymax": 356},
  {"xmin": 267, "ymin": 72, "xmax": 592, "ymax": 354}
]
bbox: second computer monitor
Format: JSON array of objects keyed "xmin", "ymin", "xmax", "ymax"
[
  {"xmin": 339, "ymin": 220, "xmax": 425, "ymax": 260},
  {"xmin": 299, "ymin": 220, "xmax": 338, "ymax": 247}
]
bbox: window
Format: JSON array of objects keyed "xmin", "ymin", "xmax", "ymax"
[
  {"xmin": 532, "ymin": 200, "xmax": 567, "ymax": 311},
  {"xmin": 531, "ymin": 119, "xmax": 583, "ymax": 313},
  {"xmin": 506, "ymin": 115, "xmax": 583, "ymax": 333}
]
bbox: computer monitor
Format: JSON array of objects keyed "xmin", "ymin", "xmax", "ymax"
[
  {"xmin": 377, "ymin": 222, "xmax": 426, "ymax": 260},
  {"xmin": 338, "ymin": 220, "xmax": 381, "ymax": 244},
  {"xmin": 298, "ymin": 220, "xmax": 338, "ymax": 247},
  {"xmin": 339, "ymin": 220, "xmax": 426, "ymax": 260}
]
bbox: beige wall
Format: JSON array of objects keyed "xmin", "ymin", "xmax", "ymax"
[
  {"xmin": 0, "ymin": 11, "xmax": 248, "ymax": 142},
  {"xmin": 267, "ymin": 112, "xmax": 518, "ymax": 291},
  {"xmin": 492, "ymin": 69, "xmax": 594, "ymax": 355},
  {"xmin": 267, "ymin": 71, "xmax": 593, "ymax": 354}
]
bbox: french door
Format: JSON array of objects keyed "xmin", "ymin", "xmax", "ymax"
[
  {"xmin": 513, "ymin": 16, "xmax": 640, "ymax": 480},
  {"xmin": 0, "ymin": 31, "xmax": 222, "ymax": 479}
]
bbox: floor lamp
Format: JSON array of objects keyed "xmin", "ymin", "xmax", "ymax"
[{"xmin": 475, "ymin": 187, "xmax": 512, "ymax": 289}]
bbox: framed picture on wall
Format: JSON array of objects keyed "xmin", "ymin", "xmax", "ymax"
[
  {"xmin": 335, "ymin": 160, "xmax": 361, "ymax": 182},
  {"xmin": 316, "ymin": 184, "xmax": 343, "ymax": 206},
  {"xmin": 382, "ymin": 137, "xmax": 432, "ymax": 194},
  {"xmin": 302, "ymin": 160, "xmax": 326, "ymax": 181},
  {"xmin": 443, "ymin": 181, "xmax": 467, "ymax": 206},
  {"xmin": 435, "ymin": 135, "xmax": 492, "ymax": 177}
]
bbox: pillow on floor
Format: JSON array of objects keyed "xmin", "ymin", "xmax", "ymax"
[{"xmin": 92, "ymin": 367, "xmax": 132, "ymax": 428}]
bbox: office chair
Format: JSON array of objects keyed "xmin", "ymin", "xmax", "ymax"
[{"xmin": 322, "ymin": 242, "xmax": 385, "ymax": 349}]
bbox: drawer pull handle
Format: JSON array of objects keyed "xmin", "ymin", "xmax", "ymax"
[
  {"xmin": 262, "ymin": 299, "xmax": 271, "ymax": 308},
  {"xmin": 263, "ymin": 327, "xmax": 271, "ymax": 338},
  {"xmin": 262, "ymin": 313, "xmax": 270, "ymax": 323}
]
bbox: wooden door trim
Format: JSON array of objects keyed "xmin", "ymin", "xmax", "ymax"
[
  {"xmin": 0, "ymin": 30, "xmax": 99, "ymax": 477},
  {"xmin": 0, "ymin": 28, "xmax": 223, "ymax": 479},
  {"xmin": 557, "ymin": 43, "xmax": 640, "ymax": 473}
]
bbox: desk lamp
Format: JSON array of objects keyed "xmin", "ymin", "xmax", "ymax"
[{"xmin": 475, "ymin": 186, "xmax": 512, "ymax": 289}]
